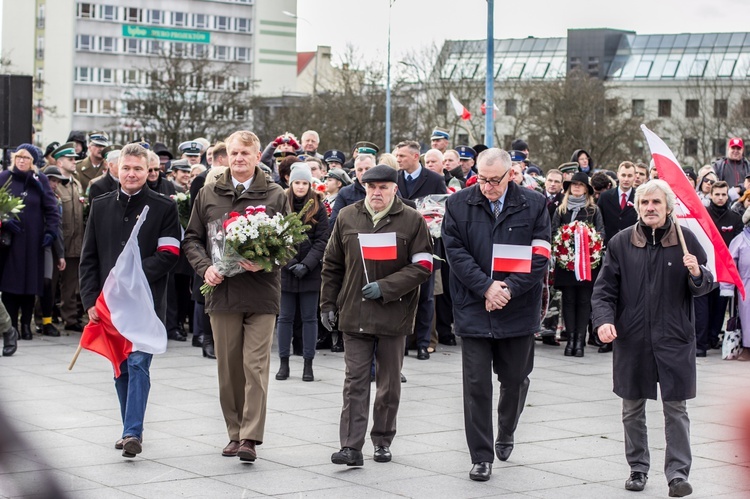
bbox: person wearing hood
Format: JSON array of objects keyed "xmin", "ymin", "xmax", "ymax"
[
  {"xmin": 695, "ymin": 166, "xmax": 717, "ymax": 208},
  {"xmin": 571, "ymin": 149, "xmax": 594, "ymax": 177},
  {"xmin": 695, "ymin": 180, "xmax": 743, "ymax": 357}
]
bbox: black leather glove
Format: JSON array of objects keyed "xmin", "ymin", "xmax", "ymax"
[
  {"xmin": 290, "ymin": 263, "xmax": 309, "ymax": 279},
  {"xmin": 361, "ymin": 282, "xmax": 382, "ymax": 300},
  {"xmin": 42, "ymin": 231, "xmax": 56, "ymax": 248},
  {"xmin": 2, "ymin": 219, "xmax": 21, "ymax": 234},
  {"xmin": 321, "ymin": 310, "xmax": 337, "ymax": 332}
]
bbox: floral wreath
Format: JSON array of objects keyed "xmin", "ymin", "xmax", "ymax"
[{"xmin": 551, "ymin": 220, "xmax": 604, "ymax": 271}]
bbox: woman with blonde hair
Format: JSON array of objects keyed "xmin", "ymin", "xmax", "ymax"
[{"xmin": 696, "ymin": 165, "xmax": 717, "ymax": 207}]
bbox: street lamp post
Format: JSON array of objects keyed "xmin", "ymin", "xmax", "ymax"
[
  {"xmin": 485, "ymin": 0, "xmax": 494, "ymax": 148},
  {"xmin": 385, "ymin": 0, "xmax": 395, "ymax": 153}
]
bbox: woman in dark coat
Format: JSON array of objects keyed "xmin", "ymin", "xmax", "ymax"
[
  {"xmin": 0, "ymin": 144, "xmax": 60, "ymax": 340},
  {"xmin": 551, "ymin": 172, "xmax": 605, "ymax": 357},
  {"xmin": 275, "ymin": 163, "xmax": 329, "ymax": 382}
]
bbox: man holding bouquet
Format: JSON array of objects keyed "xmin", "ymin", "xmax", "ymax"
[{"xmin": 184, "ymin": 130, "xmax": 289, "ymax": 463}]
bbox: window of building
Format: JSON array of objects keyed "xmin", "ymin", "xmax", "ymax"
[
  {"xmin": 683, "ymin": 138, "xmax": 698, "ymax": 156},
  {"xmin": 714, "ymin": 99, "xmax": 728, "ymax": 118},
  {"xmin": 74, "ymin": 99, "xmax": 92, "ymax": 114},
  {"xmin": 233, "ymin": 78, "xmax": 250, "ymax": 91},
  {"xmin": 77, "ymin": 3, "xmax": 92, "ymax": 18},
  {"xmin": 126, "ymin": 8, "xmax": 141, "ymax": 22},
  {"xmin": 662, "ymin": 60, "xmax": 680, "ymax": 77},
  {"xmin": 235, "ymin": 47, "xmax": 250, "ymax": 62},
  {"xmin": 35, "ymin": 68, "xmax": 43, "ymax": 92},
  {"xmin": 532, "ymin": 63, "xmax": 549, "ymax": 78},
  {"xmin": 235, "ymin": 18, "xmax": 250, "ymax": 33},
  {"xmin": 658, "ymin": 99, "xmax": 671, "ymax": 117},
  {"xmin": 588, "ymin": 56, "xmax": 599, "ymax": 76},
  {"xmin": 689, "ymin": 59, "xmax": 707, "ymax": 77},
  {"xmin": 75, "ymin": 67, "xmax": 91, "ymax": 82},
  {"xmin": 713, "ymin": 138, "xmax": 727, "ymax": 157},
  {"xmin": 122, "ymin": 69, "xmax": 138, "ymax": 84},
  {"xmin": 718, "ymin": 59, "xmax": 736, "ymax": 78},
  {"xmin": 125, "ymin": 39, "xmax": 140, "ymax": 54},
  {"xmin": 124, "ymin": 101, "xmax": 138, "ymax": 115},
  {"xmin": 148, "ymin": 10, "xmax": 164, "ymax": 25},
  {"xmin": 215, "ymin": 16, "xmax": 230, "ymax": 31},
  {"xmin": 100, "ymin": 37, "xmax": 116, "ymax": 52},
  {"xmin": 100, "ymin": 68, "xmax": 113, "ymax": 83},
  {"xmin": 508, "ymin": 62, "xmax": 525, "ymax": 79},
  {"xmin": 632, "ymin": 99, "xmax": 645, "ymax": 117},
  {"xmin": 685, "ymin": 99, "xmax": 700, "ymax": 118},
  {"xmin": 76, "ymin": 35, "xmax": 92, "ymax": 51},
  {"xmin": 194, "ymin": 45, "xmax": 207, "ymax": 58},
  {"xmin": 436, "ymin": 99, "xmax": 447, "ymax": 115},
  {"xmin": 147, "ymin": 40, "xmax": 162, "ymax": 55},
  {"xmin": 569, "ymin": 56, "xmax": 581, "ymax": 71},
  {"xmin": 505, "ymin": 99, "xmax": 517, "ymax": 116},
  {"xmin": 214, "ymin": 46, "xmax": 229, "ymax": 61},
  {"xmin": 193, "ymin": 14, "xmax": 208, "ymax": 28},
  {"xmin": 214, "ymin": 75, "xmax": 227, "ymax": 89},
  {"xmin": 100, "ymin": 100, "xmax": 116, "ymax": 114},
  {"xmin": 101, "ymin": 5, "xmax": 116, "ymax": 21},
  {"xmin": 172, "ymin": 12, "xmax": 187, "ymax": 27},
  {"xmin": 172, "ymin": 43, "xmax": 186, "ymax": 57},
  {"xmin": 36, "ymin": 36, "xmax": 44, "ymax": 60},
  {"xmin": 635, "ymin": 60, "xmax": 653, "ymax": 78}
]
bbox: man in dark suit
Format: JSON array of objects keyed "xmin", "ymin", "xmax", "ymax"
[
  {"xmin": 595, "ymin": 161, "xmax": 637, "ymax": 353},
  {"xmin": 395, "ymin": 140, "xmax": 447, "ymax": 359},
  {"xmin": 544, "ymin": 168, "xmax": 564, "ymax": 219}
]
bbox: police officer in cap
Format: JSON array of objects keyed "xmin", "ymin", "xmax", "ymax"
[
  {"xmin": 323, "ymin": 149, "xmax": 347, "ymax": 169},
  {"xmin": 430, "ymin": 128, "xmax": 450, "ymax": 154},
  {"xmin": 456, "ymin": 146, "xmax": 477, "ymax": 180},
  {"xmin": 178, "ymin": 141, "xmax": 203, "ymax": 166}
]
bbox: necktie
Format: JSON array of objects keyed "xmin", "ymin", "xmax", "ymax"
[
  {"xmin": 405, "ymin": 174, "xmax": 415, "ymax": 196},
  {"xmin": 620, "ymin": 192, "xmax": 627, "ymax": 210},
  {"xmin": 236, "ymin": 184, "xmax": 245, "ymax": 195},
  {"xmin": 493, "ymin": 200, "xmax": 502, "ymax": 219}
]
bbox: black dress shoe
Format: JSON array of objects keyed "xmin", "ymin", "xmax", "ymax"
[
  {"xmin": 400, "ymin": 373, "xmax": 407, "ymax": 383},
  {"xmin": 373, "ymin": 445, "xmax": 392, "ymax": 462},
  {"xmin": 192, "ymin": 334, "xmax": 204, "ymax": 347},
  {"xmin": 203, "ymin": 342, "xmax": 216, "ymax": 359},
  {"xmin": 541, "ymin": 336, "xmax": 559, "ymax": 346},
  {"xmin": 469, "ymin": 462, "xmax": 492, "ymax": 481},
  {"xmin": 495, "ymin": 439, "xmax": 514, "ymax": 461},
  {"xmin": 331, "ymin": 447, "xmax": 364, "ymax": 466},
  {"xmin": 167, "ymin": 330, "xmax": 186, "ymax": 341},
  {"xmin": 42, "ymin": 323, "xmax": 60, "ymax": 337},
  {"xmin": 3, "ymin": 326, "xmax": 18, "ymax": 356},
  {"xmin": 668, "ymin": 478, "xmax": 692, "ymax": 497},
  {"xmin": 64, "ymin": 322, "xmax": 84, "ymax": 333},
  {"xmin": 696, "ymin": 350, "xmax": 707, "ymax": 358},
  {"xmin": 20, "ymin": 324, "xmax": 32, "ymax": 341},
  {"xmin": 598, "ymin": 342, "xmax": 612, "ymax": 353},
  {"xmin": 417, "ymin": 347, "xmax": 430, "ymax": 360},
  {"xmin": 438, "ymin": 336, "xmax": 457, "ymax": 346},
  {"xmin": 625, "ymin": 471, "xmax": 648, "ymax": 491}
]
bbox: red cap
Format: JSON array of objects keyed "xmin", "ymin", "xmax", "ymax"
[{"xmin": 729, "ymin": 137, "xmax": 744, "ymax": 149}]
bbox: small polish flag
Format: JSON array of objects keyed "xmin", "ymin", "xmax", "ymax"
[
  {"xmin": 492, "ymin": 240, "xmax": 550, "ymax": 274},
  {"xmin": 358, "ymin": 232, "xmax": 398, "ymax": 260},
  {"xmin": 449, "ymin": 92, "xmax": 472, "ymax": 121},
  {"xmin": 79, "ymin": 205, "xmax": 169, "ymax": 377}
]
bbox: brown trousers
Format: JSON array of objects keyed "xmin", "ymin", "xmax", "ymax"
[
  {"xmin": 210, "ymin": 312, "xmax": 276, "ymax": 444},
  {"xmin": 59, "ymin": 257, "xmax": 80, "ymax": 325},
  {"xmin": 340, "ymin": 332, "xmax": 405, "ymax": 450}
]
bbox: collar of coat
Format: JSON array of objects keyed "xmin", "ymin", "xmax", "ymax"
[
  {"xmin": 355, "ymin": 195, "xmax": 405, "ymax": 218},
  {"xmin": 630, "ymin": 219, "xmax": 679, "ymax": 248},
  {"xmin": 208, "ymin": 166, "xmax": 271, "ymax": 196}
]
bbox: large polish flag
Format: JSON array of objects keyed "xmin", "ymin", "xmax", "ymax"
[
  {"xmin": 449, "ymin": 92, "xmax": 472, "ymax": 121},
  {"xmin": 492, "ymin": 240, "xmax": 551, "ymax": 273},
  {"xmin": 641, "ymin": 124, "xmax": 745, "ymax": 299},
  {"xmin": 358, "ymin": 232, "xmax": 398, "ymax": 260},
  {"xmin": 80, "ymin": 205, "xmax": 169, "ymax": 377}
]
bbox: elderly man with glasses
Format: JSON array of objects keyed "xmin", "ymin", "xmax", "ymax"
[{"xmin": 442, "ymin": 148, "xmax": 551, "ymax": 482}]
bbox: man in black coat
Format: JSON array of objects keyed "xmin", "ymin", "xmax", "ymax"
[
  {"xmin": 695, "ymin": 180, "xmax": 743, "ymax": 355},
  {"xmin": 395, "ymin": 140, "xmax": 447, "ymax": 360},
  {"xmin": 80, "ymin": 143, "xmax": 181, "ymax": 459},
  {"xmin": 592, "ymin": 180, "xmax": 712, "ymax": 497}
]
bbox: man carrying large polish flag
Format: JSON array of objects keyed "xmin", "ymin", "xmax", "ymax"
[
  {"xmin": 79, "ymin": 143, "xmax": 181, "ymax": 459},
  {"xmin": 641, "ymin": 125, "xmax": 745, "ymax": 300}
]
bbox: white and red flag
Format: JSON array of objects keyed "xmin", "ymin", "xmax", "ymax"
[
  {"xmin": 641, "ymin": 124, "xmax": 745, "ymax": 299},
  {"xmin": 80, "ymin": 205, "xmax": 169, "ymax": 377},
  {"xmin": 358, "ymin": 232, "xmax": 397, "ymax": 260},
  {"xmin": 492, "ymin": 240, "xmax": 550, "ymax": 274},
  {"xmin": 449, "ymin": 92, "xmax": 472, "ymax": 121}
]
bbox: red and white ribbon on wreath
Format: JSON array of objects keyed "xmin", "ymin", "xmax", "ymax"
[{"xmin": 574, "ymin": 223, "xmax": 592, "ymax": 281}]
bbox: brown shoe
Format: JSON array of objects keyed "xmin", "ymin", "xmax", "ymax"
[
  {"xmin": 222, "ymin": 440, "xmax": 240, "ymax": 457},
  {"xmin": 237, "ymin": 439, "xmax": 257, "ymax": 462},
  {"xmin": 121, "ymin": 436, "xmax": 142, "ymax": 458},
  {"xmin": 115, "ymin": 438, "xmax": 124, "ymax": 450}
]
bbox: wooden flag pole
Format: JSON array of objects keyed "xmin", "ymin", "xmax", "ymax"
[
  {"xmin": 672, "ymin": 213, "xmax": 689, "ymax": 256},
  {"xmin": 68, "ymin": 344, "xmax": 83, "ymax": 370}
]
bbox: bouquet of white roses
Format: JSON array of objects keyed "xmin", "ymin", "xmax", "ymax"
[
  {"xmin": 170, "ymin": 192, "xmax": 191, "ymax": 229},
  {"xmin": 200, "ymin": 200, "xmax": 312, "ymax": 295}
]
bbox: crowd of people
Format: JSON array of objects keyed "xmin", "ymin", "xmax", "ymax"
[{"xmin": 1, "ymin": 125, "xmax": 748, "ymax": 497}]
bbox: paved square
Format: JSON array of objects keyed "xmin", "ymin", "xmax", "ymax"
[{"xmin": 1, "ymin": 333, "xmax": 748, "ymax": 498}]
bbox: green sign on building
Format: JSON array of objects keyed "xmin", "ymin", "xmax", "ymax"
[{"xmin": 122, "ymin": 24, "xmax": 211, "ymax": 44}]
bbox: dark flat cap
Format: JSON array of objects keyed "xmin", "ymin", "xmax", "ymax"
[{"xmin": 361, "ymin": 164, "xmax": 397, "ymax": 184}]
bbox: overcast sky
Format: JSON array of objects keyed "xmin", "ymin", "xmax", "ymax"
[{"xmin": 296, "ymin": 0, "xmax": 750, "ymax": 64}]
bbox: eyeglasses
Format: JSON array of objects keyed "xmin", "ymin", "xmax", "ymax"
[
  {"xmin": 477, "ymin": 169, "xmax": 509, "ymax": 187},
  {"xmin": 15, "ymin": 155, "xmax": 33, "ymax": 161},
  {"xmin": 148, "ymin": 168, "xmax": 160, "ymax": 173},
  {"xmin": 704, "ymin": 179, "xmax": 715, "ymax": 185}
]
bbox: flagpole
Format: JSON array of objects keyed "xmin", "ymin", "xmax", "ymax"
[
  {"xmin": 672, "ymin": 213, "xmax": 689, "ymax": 255},
  {"xmin": 68, "ymin": 344, "xmax": 83, "ymax": 370},
  {"xmin": 360, "ymin": 243, "xmax": 371, "ymax": 284}
]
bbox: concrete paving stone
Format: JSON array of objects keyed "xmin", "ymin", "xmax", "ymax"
[
  {"xmin": 15, "ymin": 442, "xmax": 129, "ymax": 468},
  {"xmin": 532, "ymin": 435, "xmax": 626, "ymax": 459},
  {"xmin": 155, "ymin": 453, "xmax": 290, "ymax": 477},
  {"xmin": 2, "ymin": 429, "xmax": 92, "ymax": 452},
  {"xmin": 274, "ymin": 484, "xmax": 407, "ymax": 499},
  {"xmin": 49, "ymin": 488, "xmax": 143, "ymax": 498},
  {"xmin": 270, "ymin": 421, "xmax": 340, "ymax": 444},
  {"xmin": 215, "ymin": 467, "xmax": 351, "ymax": 495},
  {"xmin": 0, "ymin": 468, "xmax": 102, "ymax": 497},
  {"xmin": 392, "ymin": 449, "xmax": 473, "ymax": 475},
  {"xmin": 457, "ymin": 464, "xmax": 586, "ymax": 492},
  {"xmin": 4, "ymin": 400, "xmax": 117, "ymax": 430},
  {"xmin": 65, "ymin": 460, "xmax": 201, "ymax": 487},
  {"xmin": 376, "ymin": 472, "xmax": 515, "ymax": 498},
  {"xmin": 537, "ymin": 415, "xmax": 625, "ymax": 436},
  {"xmin": 692, "ymin": 440, "xmax": 746, "ymax": 464},
  {"xmin": 260, "ymin": 442, "xmax": 345, "ymax": 468},
  {"xmin": 118, "ymin": 476, "xmax": 264, "ymax": 498},
  {"xmin": 0, "ymin": 454, "xmax": 53, "ymax": 474},
  {"xmin": 143, "ymin": 414, "xmax": 226, "ymax": 437},
  {"xmin": 124, "ymin": 436, "xmax": 220, "ymax": 460},
  {"xmin": 529, "ymin": 456, "xmax": 629, "ymax": 483},
  {"xmin": 302, "ymin": 460, "xmax": 436, "ymax": 486}
]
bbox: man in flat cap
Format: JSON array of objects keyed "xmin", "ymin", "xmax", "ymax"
[
  {"xmin": 430, "ymin": 128, "xmax": 450, "ymax": 154},
  {"xmin": 76, "ymin": 131, "xmax": 110, "ymax": 191},
  {"xmin": 321, "ymin": 164, "xmax": 433, "ymax": 467},
  {"xmin": 50, "ymin": 143, "xmax": 86, "ymax": 331}
]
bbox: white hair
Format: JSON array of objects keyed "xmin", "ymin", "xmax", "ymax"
[
  {"xmin": 424, "ymin": 148, "xmax": 444, "ymax": 162},
  {"xmin": 147, "ymin": 150, "xmax": 160, "ymax": 167},
  {"xmin": 635, "ymin": 178, "xmax": 676, "ymax": 213},
  {"xmin": 106, "ymin": 150, "xmax": 121, "ymax": 164},
  {"xmin": 301, "ymin": 130, "xmax": 319, "ymax": 142},
  {"xmin": 477, "ymin": 148, "xmax": 511, "ymax": 171}
]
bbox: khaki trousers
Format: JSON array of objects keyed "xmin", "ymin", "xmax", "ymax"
[
  {"xmin": 340, "ymin": 333, "xmax": 404, "ymax": 450},
  {"xmin": 210, "ymin": 312, "xmax": 276, "ymax": 444},
  {"xmin": 59, "ymin": 257, "xmax": 80, "ymax": 325}
]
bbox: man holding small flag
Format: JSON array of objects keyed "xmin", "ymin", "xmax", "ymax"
[
  {"xmin": 442, "ymin": 148, "xmax": 551, "ymax": 482},
  {"xmin": 79, "ymin": 143, "xmax": 181, "ymax": 459},
  {"xmin": 321, "ymin": 164, "xmax": 432, "ymax": 467}
]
